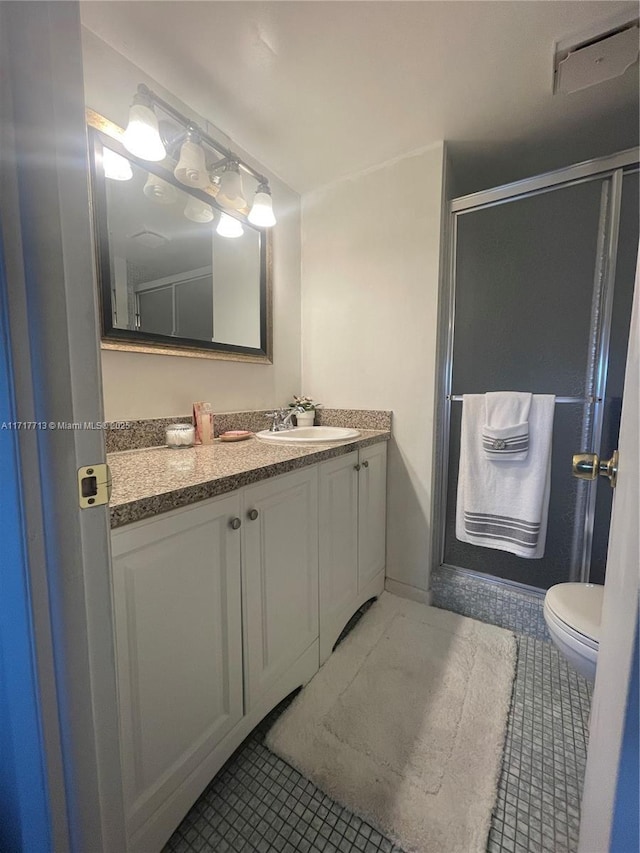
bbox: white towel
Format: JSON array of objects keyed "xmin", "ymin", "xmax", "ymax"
[
  {"xmin": 456, "ymin": 394, "xmax": 555, "ymax": 559},
  {"xmin": 483, "ymin": 391, "xmax": 532, "ymax": 461}
]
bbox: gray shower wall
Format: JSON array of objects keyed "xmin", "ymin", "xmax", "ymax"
[{"xmin": 433, "ymin": 153, "xmax": 639, "ymax": 593}]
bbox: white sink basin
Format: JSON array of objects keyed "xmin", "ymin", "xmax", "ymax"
[{"xmin": 256, "ymin": 426, "xmax": 360, "ymax": 444}]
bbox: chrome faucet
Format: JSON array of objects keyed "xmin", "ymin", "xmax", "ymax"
[{"xmin": 265, "ymin": 407, "xmax": 300, "ymax": 432}]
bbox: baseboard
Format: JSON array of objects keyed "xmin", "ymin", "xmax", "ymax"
[{"xmin": 384, "ymin": 577, "xmax": 431, "ymax": 605}]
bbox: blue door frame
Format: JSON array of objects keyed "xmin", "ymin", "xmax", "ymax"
[
  {"xmin": 610, "ymin": 618, "xmax": 640, "ymax": 853},
  {"xmin": 0, "ymin": 234, "xmax": 52, "ymax": 851}
]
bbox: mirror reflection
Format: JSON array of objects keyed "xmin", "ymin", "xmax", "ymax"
[
  {"xmin": 105, "ymin": 151, "xmax": 261, "ymax": 347},
  {"xmin": 90, "ymin": 126, "xmax": 271, "ymax": 361}
]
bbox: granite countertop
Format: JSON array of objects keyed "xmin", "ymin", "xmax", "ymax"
[{"xmin": 109, "ymin": 429, "xmax": 390, "ymax": 528}]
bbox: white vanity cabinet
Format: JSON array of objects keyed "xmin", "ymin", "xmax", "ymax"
[
  {"xmin": 110, "ymin": 492, "xmax": 244, "ymax": 850},
  {"xmin": 242, "ymin": 466, "xmax": 319, "ymax": 710},
  {"xmin": 110, "ymin": 440, "xmax": 386, "ymax": 850},
  {"xmin": 357, "ymin": 442, "xmax": 388, "ymax": 588},
  {"xmin": 319, "ymin": 441, "xmax": 387, "ymax": 662}
]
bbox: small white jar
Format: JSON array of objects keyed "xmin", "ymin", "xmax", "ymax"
[{"xmin": 165, "ymin": 423, "xmax": 195, "ymax": 449}]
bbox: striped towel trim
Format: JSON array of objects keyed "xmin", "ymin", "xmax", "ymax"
[
  {"xmin": 464, "ymin": 511, "xmax": 540, "ymax": 549},
  {"xmin": 482, "ymin": 433, "xmax": 529, "ymax": 455}
]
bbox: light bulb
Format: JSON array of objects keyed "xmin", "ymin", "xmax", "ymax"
[
  {"xmin": 216, "ymin": 212, "xmax": 244, "ymax": 238},
  {"xmin": 102, "ymin": 148, "xmax": 133, "ymax": 181},
  {"xmin": 174, "ymin": 139, "xmax": 209, "ymax": 189},
  {"xmin": 122, "ymin": 102, "xmax": 166, "ymax": 162},
  {"xmin": 216, "ymin": 163, "xmax": 246, "ymax": 210},
  {"xmin": 248, "ymin": 185, "xmax": 276, "ymax": 227},
  {"xmin": 143, "ymin": 173, "xmax": 178, "ymax": 205},
  {"xmin": 184, "ymin": 197, "xmax": 214, "ymax": 223}
]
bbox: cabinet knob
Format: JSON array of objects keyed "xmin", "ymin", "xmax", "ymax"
[
  {"xmin": 248, "ymin": 508, "xmax": 259, "ymax": 521},
  {"xmin": 362, "ymin": 460, "xmax": 369, "ymax": 468},
  {"xmin": 230, "ymin": 517, "xmax": 242, "ymax": 530},
  {"xmin": 354, "ymin": 464, "xmax": 361, "ymax": 471}
]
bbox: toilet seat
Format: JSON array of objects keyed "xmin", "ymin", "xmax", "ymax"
[
  {"xmin": 543, "ymin": 601, "xmax": 598, "ymax": 650},
  {"xmin": 543, "ymin": 582, "xmax": 604, "ymax": 681},
  {"xmin": 544, "ymin": 583, "xmax": 603, "ymax": 644}
]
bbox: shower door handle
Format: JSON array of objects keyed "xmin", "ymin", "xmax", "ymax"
[{"xmin": 572, "ymin": 450, "xmax": 618, "ymax": 488}]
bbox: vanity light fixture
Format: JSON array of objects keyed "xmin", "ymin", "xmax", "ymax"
[
  {"xmin": 184, "ymin": 197, "xmax": 214, "ymax": 223},
  {"xmin": 248, "ymin": 183, "xmax": 276, "ymax": 227},
  {"xmin": 216, "ymin": 212, "xmax": 244, "ymax": 238},
  {"xmin": 143, "ymin": 172, "xmax": 179, "ymax": 204},
  {"xmin": 215, "ymin": 161, "xmax": 246, "ymax": 210},
  {"xmin": 174, "ymin": 131, "xmax": 209, "ymax": 189},
  {"xmin": 122, "ymin": 84, "xmax": 276, "ymax": 227},
  {"xmin": 102, "ymin": 148, "xmax": 133, "ymax": 181},
  {"xmin": 122, "ymin": 90, "xmax": 166, "ymax": 162}
]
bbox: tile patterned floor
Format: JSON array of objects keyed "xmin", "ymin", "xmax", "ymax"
[
  {"xmin": 430, "ymin": 565, "xmax": 550, "ymax": 641},
  {"xmin": 487, "ymin": 636, "xmax": 591, "ymax": 853},
  {"xmin": 164, "ymin": 629, "xmax": 591, "ymax": 853}
]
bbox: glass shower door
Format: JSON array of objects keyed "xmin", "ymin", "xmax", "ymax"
[{"xmin": 440, "ymin": 167, "xmax": 637, "ymax": 591}]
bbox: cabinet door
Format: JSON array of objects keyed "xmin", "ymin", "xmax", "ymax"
[
  {"xmin": 111, "ymin": 494, "xmax": 243, "ymax": 837},
  {"xmin": 358, "ymin": 442, "xmax": 388, "ymax": 589},
  {"xmin": 319, "ymin": 451, "xmax": 359, "ymax": 663},
  {"xmin": 243, "ymin": 467, "xmax": 319, "ymax": 709}
]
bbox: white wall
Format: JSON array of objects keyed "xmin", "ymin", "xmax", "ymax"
[
  {"xmin": 81, "ymin": 30, "xmax": 301, "ymax": 420},
  {"xmin": 301, "ymin": 144, "xmax": 446, "ymax": 595},
  {"xmin": 213, "ymin": 231, "xmax": 260, "ymax": 348}
]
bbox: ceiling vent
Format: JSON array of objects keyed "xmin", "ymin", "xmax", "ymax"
[
  {"xmin": 129, "ymin": 230, "xmax": 168, "ymax": 249},
  {"xmin": 553, "ymin": 15, "xmax": 639, "ymax": 95}
]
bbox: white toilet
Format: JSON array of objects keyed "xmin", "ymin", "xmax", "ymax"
[{"xmin": 543, "ymin": 582, "xmax": 604, "ymax": 682}]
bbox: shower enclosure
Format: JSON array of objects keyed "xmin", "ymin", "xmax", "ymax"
[{"xmin": 434, "ymin": 149, "xmax": 639, "ymax": 592}]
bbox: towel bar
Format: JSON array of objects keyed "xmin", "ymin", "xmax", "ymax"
[{"xmin": 446, "ymin": 395, "xmax": 602, "ymax": 404}]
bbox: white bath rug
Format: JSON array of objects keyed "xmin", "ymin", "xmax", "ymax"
[{"xmin": 266, "ymin": 592, "xmax": 516, "ymax": 853}]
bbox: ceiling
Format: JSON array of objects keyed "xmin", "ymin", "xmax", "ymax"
[{"xmin": 80, "ymin": 1, "xmax": 640, "ymax": 194}]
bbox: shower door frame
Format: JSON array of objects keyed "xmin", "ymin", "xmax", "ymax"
[{"xmin": 432, "ymin": 147, "xmax": 640, "ymax": 593}]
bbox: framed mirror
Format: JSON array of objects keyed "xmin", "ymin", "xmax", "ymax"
[{"xmin": 87, "ymin": 112, "xmax": 272, "ymax": 363}]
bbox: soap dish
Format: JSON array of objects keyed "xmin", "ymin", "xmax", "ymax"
[{"xmin": 219, "ymin": 430, "xmax": 253, "ymax": 442}]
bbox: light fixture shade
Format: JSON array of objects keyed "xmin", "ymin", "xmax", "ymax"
[
  {"xmin": 103, "ymin": 148, "xmax": 133, "ymax": 181},
  {"xmin": 216, "ymin": 212, "xmax": 244, "ymax": 238},
  {"xmin": 184, "ymin": 196, "xmax": 214, "ymax": 223},
  {"xmin": 122, "ymin": 103, "xmax": 166, "ymax": 161},
  {"xmin": 174, "ymin": 140, "xmax": 209, "ymax": 189},
  {"xmin": 248, "ymin": 187, "xmax": 276, "ymax": 227},
  {"xmin": 143, "ymin": 173, "xmax": 179, "ymax": 205},
  {"xmin": 216, "ymin": 163, "xmax": 246, "ymax": 210}
]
